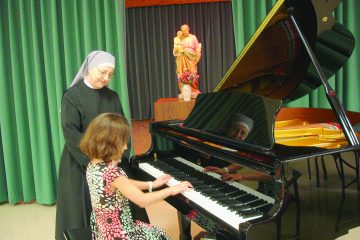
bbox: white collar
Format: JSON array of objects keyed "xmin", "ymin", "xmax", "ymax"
[{"xmin": 84, "ymin": 78, "xmax": 95, "ymax": 89}]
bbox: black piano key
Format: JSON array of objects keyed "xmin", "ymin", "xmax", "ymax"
[
  {"xmin": 195, "ymin": 185, "xmax": 213, "ymax": 191},
  {"xmin": 235, "ymin": 194, "xmax": 258, "ymax": 203},
  {"xmin": 190, "ymin": 180, "xmax": 205, "ymax": 186},
  {"xmin": 199, "ymin": 189, "xmax": 224, "ymax": 197},
  {"xmin": 217, "ymin": 199, "xmax": 242, "ymax": 206},
  {"xmin": 247, "ymin": 199, "xmax": 268, "ymax": 208},
  {"xmin": 208, "ymin": 193, "xmax": 226, "ymax": 199},
  {"xmin": 228, "ymin": 190, "xmax": 248, "ymax": 197},
  {"xmin": 226, "ymin": 190, "xmax": 247, "ymax": 197},
  {"xmin": 222, "ymin": 199, "xmax": 241, "ymax": 207},
  {"xmin": 240, "ymin": 209, "xmax": 262, "ymax": 218},
  {"xmin": 219, "ymin": 185, "xmax": 238, "ymax": 192},
  {"xmin": 256, "ymin": 203, "xmax": 273, "ymax": 214},
  {"xmin": 232, "ymin": 205, "xmax": 252, "ymax": 213},
  {"xmin": 212, "ymin": 195, "xmax": 236, "ymax": 202},
  {"xmin": 196, "ymin": 189, "xmax": 230, "ymax": 203}
]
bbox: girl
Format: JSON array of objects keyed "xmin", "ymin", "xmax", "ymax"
[{"xmin": 80, "ymin": 112, "xmax": 192, "ymax": 239}]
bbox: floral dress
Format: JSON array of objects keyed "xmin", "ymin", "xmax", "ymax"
[{"xmin": 86, "ymin": 162, "xmax": 171, "ymax": 240}]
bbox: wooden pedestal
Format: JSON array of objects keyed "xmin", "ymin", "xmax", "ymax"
[{"xmin": 154, "ymin": 98, "xmax": 196, "ymax": 121}]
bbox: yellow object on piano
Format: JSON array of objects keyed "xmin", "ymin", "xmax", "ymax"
[
  {"xmin": 274, "ymin": 120, "xmax": 347, "ymax": 149},
  {"xmin": 274, "ymin": 119, "xmax": 309, "ymax": 128}
]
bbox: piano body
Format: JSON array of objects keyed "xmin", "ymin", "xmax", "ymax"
[{"xmin": 131, "ymin": 0, "xmax": 360, "ymax": 239}]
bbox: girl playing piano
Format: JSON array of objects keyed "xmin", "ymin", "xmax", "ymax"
[{"xmin": 80, "ymin": 112, "xmax": 192, "ymax": 239}]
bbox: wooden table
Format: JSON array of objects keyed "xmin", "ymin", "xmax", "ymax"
[{"xmin": 154, "ymin": 98, "xmax": 196, "ymax": 121}]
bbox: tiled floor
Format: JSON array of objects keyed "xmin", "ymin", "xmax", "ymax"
[{"xmin": 0, "ymin": 120, "xmax": 360, "ymax": 239}]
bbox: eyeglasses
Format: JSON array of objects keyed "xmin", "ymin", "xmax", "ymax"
[{"xmin": 96, "ymin": 67, "xmax": 114, "ymax": 79}]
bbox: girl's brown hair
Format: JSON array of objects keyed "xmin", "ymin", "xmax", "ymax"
[{"xmin": 80, "ymin": 113, "xmax": 130, "ymax": 163}]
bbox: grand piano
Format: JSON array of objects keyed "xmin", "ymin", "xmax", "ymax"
[{"xmin": 131, "ymin": 0, "xmax": 360, "ymax": 239}]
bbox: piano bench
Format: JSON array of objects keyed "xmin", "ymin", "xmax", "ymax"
[{"xmin": 63, "ymin": 226, "xmax": 91, "ymax": 240}]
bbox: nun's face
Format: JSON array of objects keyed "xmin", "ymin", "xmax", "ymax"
[
  {"xmin": 87, "ymin": 66, "xmax": 115, "ymax": 89},
  {"xmin": 227, "ymin": 122, "xmax": 249, "ymax": 141}
]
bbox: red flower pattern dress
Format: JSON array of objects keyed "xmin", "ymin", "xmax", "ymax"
[{"xmin": 86, "ymin": 162, "xmax": 171, "ymax": 240}]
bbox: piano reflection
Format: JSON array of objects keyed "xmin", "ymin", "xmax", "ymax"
[{"xmin": 131, "ymin": 0, "xmax": 360, "ymax": 239}]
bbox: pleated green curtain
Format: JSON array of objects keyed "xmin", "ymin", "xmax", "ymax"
[
  {"xmin": 231, "ymin": 0, "xmax": 360, "ymax": 112},
  {"xmin": 0, "ymin": 0, "xmax": 130, "ymax": 205}
]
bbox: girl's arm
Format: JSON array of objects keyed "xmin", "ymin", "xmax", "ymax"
[
  {"xmin": 128, "ymin": 174, "xmax": 172, "ymax": 191},
  {"xmin": 127, "ymin": 179, "xmax": 149, "ymax": 191},
  {"xmin": 111, "ymin": 175, "xmax": 192, "ymax": 208}
]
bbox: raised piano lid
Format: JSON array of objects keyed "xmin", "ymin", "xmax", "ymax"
[
  {"xmin": 214, "ymin": 0, "xmax": 354, "ymax": 102},
  {"xmin": 180, "ymin": 91, "xmax": 359, "ymax": 170},
  {"xmin": 177, "ymin": 0, "xmax": 358, "ymax": 166},
  {"xmin": 184, "ymin": 91, "xmax": 281, "ymax": 150}
]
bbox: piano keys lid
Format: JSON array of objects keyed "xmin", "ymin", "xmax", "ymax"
[{"xmin": 214, "ymin": 0, "xmax": 355, "ymax": 102}]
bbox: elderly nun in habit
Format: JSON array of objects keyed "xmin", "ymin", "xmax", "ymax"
[{"xmin": 55, "ymin": 50, "xmax": 148, "ymax": 239}]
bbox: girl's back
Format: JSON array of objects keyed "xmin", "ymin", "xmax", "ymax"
[{"xmin": 86, "ymin": 162, "xmax": 170, "ymax": 240}]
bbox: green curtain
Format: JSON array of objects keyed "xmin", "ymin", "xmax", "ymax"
[
  {"xmin": 231, "ymin": 0, "xmax": 360, "ymax": 112},
  {"xmin": 0, "ymin": 0, "xmax": 130, "ymax": 205}
]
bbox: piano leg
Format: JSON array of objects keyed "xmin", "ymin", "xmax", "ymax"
[
  {"xmin": 333, "ymin": 152, "xmax": 360, "ymax": 232},
  {"xmin": 178, "ymin": 211, "xmax": 192, "ymax": 240}
]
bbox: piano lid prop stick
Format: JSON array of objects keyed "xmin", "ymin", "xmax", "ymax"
[{"xmin": 287, "ymin": 7, "xmax": 359, "ymax": 146}]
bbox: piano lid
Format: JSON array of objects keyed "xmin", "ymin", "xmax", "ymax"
[{"xmin": 214, "ymin": 0, "xmax": 355, "ymax": 102}]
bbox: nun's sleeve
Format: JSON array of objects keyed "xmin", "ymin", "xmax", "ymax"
[
  {"xmin": 61, "ymin": 93, "xmax": 90, "ymax": 167},
  {"xmin": 114, "ymin": 93, "xmax": 131, "ymax": 160}
]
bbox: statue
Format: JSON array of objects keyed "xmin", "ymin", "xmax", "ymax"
[{"xmin": 173, "ymin": 24, "xmax": 202, "ymax": 98}]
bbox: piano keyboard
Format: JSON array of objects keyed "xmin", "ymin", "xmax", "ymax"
[{"xmin": 139, "ymin": 156, "xmax": 275, "ymax": 230}]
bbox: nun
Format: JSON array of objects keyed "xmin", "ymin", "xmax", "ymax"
[{"xmin": 55, "ymin": 50, "xmax": 148, "ymax": 239}]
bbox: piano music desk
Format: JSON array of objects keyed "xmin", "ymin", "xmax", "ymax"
[{"xmin": 154, "ymin": 98, "xmax": 196, "ymax": 121}]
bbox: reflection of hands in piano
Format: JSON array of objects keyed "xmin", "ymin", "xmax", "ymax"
[
  {"xmin": 169, "ymin": 181, "xmax": 193, "ymax": 196},
  {"xmin": 222, "ymin": 173, "xmax": 245, "ymax": 181},
  {"xmin": 205, "ymin": 163, "xmax": 271, "ymax": 182},
  {"xmin": 204, "ymin": 165, "xmax": 246, "ymax": 181},
  {"xmin": 204, "ymin": 164, "xmax": 243, "ymax": 176},
  {"xmin": 222, "ymin": 172, "xmax": 271, "ymax": 182},
  {"xmin": 204, "ymin": 166, "xmax": 227, "ymax": 175},
  {"xmin": 153, "ymin": 174, "xmax": 172, "ymax": 189}
]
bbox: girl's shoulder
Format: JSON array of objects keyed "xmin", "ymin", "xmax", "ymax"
[
  {"xmin": 88, "ymin": 162, "xmax": 127, "ymax": 177},
  {"xmin": 87, "ymin": 161, "xmax": 113, "ymax": 171}
]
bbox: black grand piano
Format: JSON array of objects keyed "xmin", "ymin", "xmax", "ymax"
[{"xmin": 131, "ymin": 0, "xmax": 360, "ymax": 239}]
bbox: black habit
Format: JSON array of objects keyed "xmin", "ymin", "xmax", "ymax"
[{"xmin": 55, "ymin": 81, "xmax": 148, "ymax": 239}]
